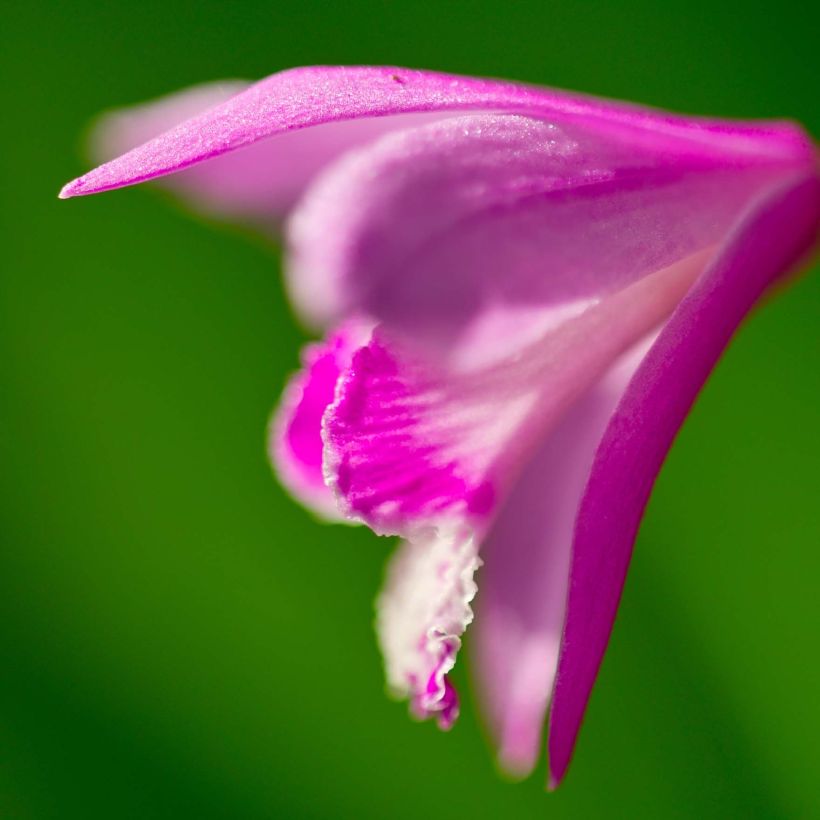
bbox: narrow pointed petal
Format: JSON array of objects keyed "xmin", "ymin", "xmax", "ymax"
[
  {"xmin": 287, "ymin": 112, "xmax": 795, "ymax": 335},
  {"xmin": 86, "ymin": 79, "xmax": 448, "ymax": 219},
  {"xmin": 472, "ymin": 337, "xmax": 653, "ymax": 777},
  {"xmin": 547, "ymin": 172, "xmax": 820, "ymax": 789},
  {"xmin": 60, "ymin": 65, "xmax": 810, "ymax": 210},
  {"xmin": 270, "ymin": 323, "xmax": 368, "ymax": 519}
]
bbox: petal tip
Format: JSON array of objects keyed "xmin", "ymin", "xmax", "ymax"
[
  {"xmin": 58, "ymin": 179, "xmax": 81, "ymax": 199},
  {"xmin": 494, "ymin": 752, "xmax": 535, "ymax": 783}
]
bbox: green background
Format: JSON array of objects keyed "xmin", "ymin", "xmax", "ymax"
[{"xmin": 2, "ymin": 1, "xmax": 818, "ymax": 817}]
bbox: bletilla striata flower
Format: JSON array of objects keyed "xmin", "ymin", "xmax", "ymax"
[{"xmin": 61, "ymin": 67, "xmax": 819, "ymax": 787}]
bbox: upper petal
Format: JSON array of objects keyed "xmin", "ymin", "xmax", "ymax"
[
  {"xmin": 61, "ymin": 65, "xmax": 812, "ymax": 210},
  {"xmin": 547, "ymin": 171, "xmax": 820, "ymax": 789},
  {"xmin": 287, "ymin": 112, "xmax": 800, "ymax": 337}
]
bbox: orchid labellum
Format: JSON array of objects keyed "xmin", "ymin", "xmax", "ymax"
[{"xmin": 61, "ymin": 66, "xmax": 819, "ymax": 787}]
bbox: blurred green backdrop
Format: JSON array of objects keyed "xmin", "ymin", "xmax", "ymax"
[{"xmin": 2, "ymin": 1, "xmax": 818, "ymax": 817}]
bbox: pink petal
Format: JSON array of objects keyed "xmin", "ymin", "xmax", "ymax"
[
  {"xmin": 270, "ymin": 323, "xmax": 368, "ymax": 520},
  {"xmin": 89, "ymin": 79, "xmax": 448, "ymax": 220},
  {"xmin": 91, "ymin": 81, "xmax": 250, "ymax": 157},
  {"xmin": 324, "ymin": 252, "xmax": 707, "ymax": 538},
  {"xmin": 287, "ymin": 112, "xmax": 797, "ymax": 336},
  {"xmin": 377, "ymin": 528, "xmax": 481, "ymax": 729},
  {"xmin": 60, "ymin": 66, "xmax": 810, "ymax": 213},
  {"xmin": 547, "ymin": 172, "xmax": 820, "ymax": 789},
  {"xmin": 472, "ymin": 336, "xmax": 654, "ymax": 777}
]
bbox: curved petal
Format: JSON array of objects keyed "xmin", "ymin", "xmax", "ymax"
[
  {"xmin": 61, "ymin": 66, "xmax": 811, "ymax": 205},
  {"xmin": 270, "ymin": 323, "xmax": 369, "ymax": 520},
  {"xmin": 471, "ymin": 336, "xmax": 654, "ymax": 777},
  {"xmin": 547, "ymin": 172, "xmax": 820, "ymax": 789},
  {"xmin": 377, "ymin": 527, "xmax": 481, "ymax": 728},
  {"xmin": 286, "ymin": 112, "xmax": 796, "ymax": 335},
  {"xmin": 90, "ymin": 82, "xmax": 448, "ymax": 220}
]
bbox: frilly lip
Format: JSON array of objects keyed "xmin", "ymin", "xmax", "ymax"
[{"xmin": 377, "ymin": 527, "xmax": 481, "ymax": 731}]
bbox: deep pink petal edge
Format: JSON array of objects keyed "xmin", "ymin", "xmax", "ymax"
[
  {"xmin": 547, "ymin": 172, "xmax": 820, "ymax": 789},
  {"xmin": 59, "ymin": 66, "xmax": 812, "ymax": 200}
]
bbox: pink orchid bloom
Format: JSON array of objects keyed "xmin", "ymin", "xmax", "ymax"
[{"xmin": 60, "ymin": 66, "xmax": 819, "ymax": 788}]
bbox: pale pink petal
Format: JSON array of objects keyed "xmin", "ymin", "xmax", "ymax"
[
  {"xmin": 92, "ymin": 84, "xmax": 448, "ymax": 220},
  {"xmin": 377, "ymin": 527, "xmax": 481, "ymax": 729},
  {"xmin": 547, "ymin": 172, "xmax": 820, "ymax": 788},
  {"xmin": 471, "ymin": 336, "xmax": 654, "ymax": 777},
  {"xmin": 61, "ymin": 66, "xmax": 811, "ymax": 210},
  {"xmin": 270, "ymin": 323, "xmax": 368, "ymax": 520},
  {"xmin": 286, "ymin": 112, "xmax": 796, "ymax": 336},
  {"xmin": 324, "ymin": 252, "xmax": 707, "ymax": 537}
]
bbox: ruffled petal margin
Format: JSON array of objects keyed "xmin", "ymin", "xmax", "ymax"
[{"xmin": 377, "ymin": 528, "xmax": 481, "ymax": 729}]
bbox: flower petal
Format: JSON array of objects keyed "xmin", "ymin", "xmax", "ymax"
[
  {"xmin": 324, "ymin": 252, "xmax": 707, "ymax": 537},
  {"xmin": 270, "ymin": 323, "xmax": 368, "ymax": 520},
  {"xmin": 89, "ymin": 80, "xmax": 448, "ymax": 220},
  {"xmin": 547, "ymin": 172, "xmax": 820, "ymax": 789},
  {"xmin": 90, "ymin": 81, "xmax": 250, "ymax": 157},
  {"xmin": 472, "ymin": 336, "xmax": 654, "ymax": 777},
  {"xmin": 377, "ymin": 527, "xmax": 481, "ymax": 729},
  {"xmin": 61, "ymin": 66, "xmax": 810, "ymax": 212},
  {"xmin": 287, "ymin": 112, "xmax": 796, "ymax": 336}
]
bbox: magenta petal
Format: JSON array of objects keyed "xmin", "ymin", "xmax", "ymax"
[
  {"xmin": 270, "ymin": 324, "xmax": 367, "ymax": 519},
  {"xmin": 60, "ymin": 66, "xmax": 810, "ymax": 204},
  {"xmin": 90, "ymin": 81, "xmax": 250, "ymax": 158},
  {"xmin": 547, "ymin": 172, "xmax": 820, "ymax": 789},
  {"xmin": 324, "ymin": 253, "xmax": 706, "ymax": 537}
]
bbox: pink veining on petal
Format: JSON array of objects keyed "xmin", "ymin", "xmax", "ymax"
[
  {"xmin": 324, "ymin": 332, "xmax": 495, "ymax": 535},
  {"xmin": 324, "ymin": 252, "xmax": 708, "ymax": 538},
  {"xmin": 547, "ymin": 172, "xmax": 820, "ymax": 789}
]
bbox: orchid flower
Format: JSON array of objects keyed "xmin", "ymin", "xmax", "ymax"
[{"xmin": 60, "ymin": 66, "xmax": 819, "ymax": 788}]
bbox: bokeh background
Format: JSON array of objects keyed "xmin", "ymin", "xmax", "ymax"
[{"xmin": 2, "ymin": 1, "xmax": 818, "ymax": 817}]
